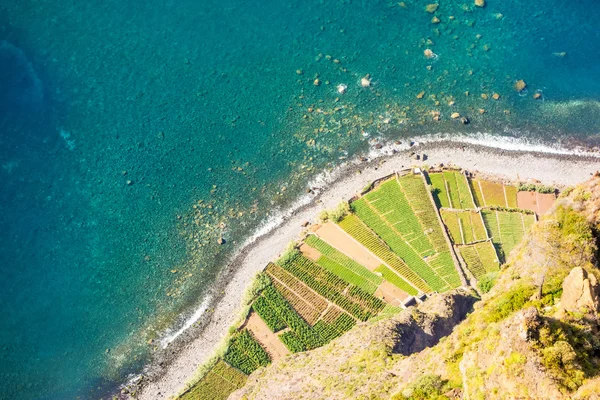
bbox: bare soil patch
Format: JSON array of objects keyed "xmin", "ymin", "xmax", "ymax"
[
  {"xmin": 314, "ymin": 222, "xmax": 382, "ymax": 271},
  {"xmin": 245, "ymin": 311, "xmax": 290, "ymax": 360}
]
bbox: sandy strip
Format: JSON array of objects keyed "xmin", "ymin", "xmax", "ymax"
[{"xmin": 134, "ymin": 141, "xmax": 600, "ymax": 400}]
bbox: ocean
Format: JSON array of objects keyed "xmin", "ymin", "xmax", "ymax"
[{"xmin": 0, "ymin": 0, "xmax": 599, "ymax": 398}]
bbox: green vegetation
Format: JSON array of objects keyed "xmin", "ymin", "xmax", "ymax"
[
  {"xmin": 485, "ymin": 284, "xmax": 536, "ymax": 323},
  {"xmin": 393, "ymin": 374, "xmax": 451, "ymax": 400},
  {"xmin": 469, "ymin": 178, "xmax": 485, "ymax": 207},
  {"xmin": 428, "ymin": 172, "xmax": 450, "ymax": 208},
  {"xmin": 440, "ymin": 210, "xmax": 487, "ymax": 245},
  {"xmin": 262, "ymin": 284, "xmax": 324, "ymax": 349},
  {"xmin": 252, "ymin": 296, "xmax": 286, "ymax": 332},
  {"xmin": 279, "ymin": 331, "xmax": 306, "ymax": 353},
  {"xmin": 444, "ymin": 170, "xmax": 476, "ymax": 209},
  {"xmin": 459, "ymin": 241, "xmax": 500, "ymax": 280},
  {"xmin": 338, "ymin": 214, "xmax": 432, "ymax": 293},
  {"xmin": 481, "ymin": 209, "xmax": 531, "ymax": 263},
  {"xmin": 223, "ymin": 329, "xmax": 270, "ymax": 374},
  {"xmin": 477, "ymin": 271, "xmax": 499, "ymax": 294},
  {"xmin": 305, "ymin": 235, "xmax": 383, "ymax": 292},
  {"xmin": 279, "ymin": 254, "xmax": 385, "ymax": 321},
  {"xmin": 375, "ymin": 264, "xmax": 418, "ymax": 296},
  {"xmin": 179, "ymin": 360, "xmax": 247, "ymax": 400},
  {"xmin": 319, "ymin": 201, "xmax": 351, "ymax": 223},
  {"xmin": 518, "ymin": 183, "xmax": 556, "ymax": 194}
]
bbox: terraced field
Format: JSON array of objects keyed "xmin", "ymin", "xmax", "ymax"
[
  {"xmin": 349, "ymin": 176, "xmax": 460, "ymax": 292},
  {"xmin": 458, "ymin": 241, "xmax": 500, "ymax": 280},
  {"xmin": 180, "ymin": 169, "xmax": 545, "ymax": 400},
  {"xmin": 481, "ymin": 210, "xmax": 535, "ymax": 262},
  {"xmin": 440, "ymin": 210, "xmax": 487, "ymax": 245},
  {"xmin": 429, "ymin": 171, "xmax": 475, "ymax": 209},
  {"xmin": 180, "ymin": 360, "xmax": 247, "ymax": 400},
  {"xmin": 338, "ymin": 214, "xmax": 432, "ymax": 294},
  {"xmin": 470, "ymin": 179, "xmax": 519, "ymax": 208}
]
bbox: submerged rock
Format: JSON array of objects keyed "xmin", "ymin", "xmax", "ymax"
[{"xmin": 514, "ymin": 79, "xmax": 527, "ymax": 92}]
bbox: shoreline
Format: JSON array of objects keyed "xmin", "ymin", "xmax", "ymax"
[{"xmin": 132, "ymin": 139, "xmax": 600, "ymax": 400}]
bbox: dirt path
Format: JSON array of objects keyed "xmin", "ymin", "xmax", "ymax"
[
  {"xmin": 245, "ymin": 312, "xmax": 290, "ymax": 360},
  {"xmin": 314, "ymin": 222, "xmax": 382, "ymax": 271}
]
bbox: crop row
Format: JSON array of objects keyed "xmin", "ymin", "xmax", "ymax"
[
  {"xmin": 374, "ymin": 264, "xmax": 417, "ymax": 295},
  {"xmin": 271, "ymin": 279, "xmax": 321, "ymax": 325},
  {"xmin": 210, "ymin": 360, "xmax": 248, "ymax": 387},
  {"xmin": 304, "ymin": 235, "xmax": 382, "ymax": 287},
  {"xmin": 505, "ymin": 186, "xmax": 518, "ymax": 208},
  {"xmin": 338, "ymin": 215, "xmax": 431, "ymax": 293},
  {"xmin": 459, "ymin": 241, "xmax": 500, "ymax": 280},
  {"xmin": 441, "ymin": 210, "xmax": 487, "ymax": 245},
  {"xmin": 315, "ymin": 255, "xmax": 379, "ymax": 294},
  {"xmin": 252, "ymin": 296, "xmax": 286, "ymax": 332},
  {"xmin": 180, "ymin": 361, "xmax": 246, "ymax": 400},
  {"xmin": 279, "ymin": 331, "xmax": 306, "ymax": 353},
  {"xmin": 429, "ymin": 172, "xmax": 451, "ymax": 208},
  {"xmin": 427, "ymin": 252, "xmax": 460, "ymax": 288},
  {"xmin": 280, "ymin": 254, "xmax": 385, "ymax": 320},
  {"xmin": 366, "ymin": 180, "xmax": 429, "ymax": 248},
  {"xmin": 262, "ymin": 285, "xmax": 324, "ymax": 349},
  {"xmin": 265, "ymin": 263, "xmax": 328, "ymax": 312},
  {"xmin": 444, "ymin": 171, "xmax": 475, "ymax": 209},
  {"xmin": 469, "ymin": 178, "xmax": 485, "ymax": 207},
  {"xmin": 223, "ymin": 329, "xmax": 270, "ymax": 375},
  {"xmin": 320, "ymin": 306, "xmax": 343, "ymax": 324},
  {"xmin": 459, "ymin": 245, "xmax": 487, "ymax": 279},
  {"xmin": 397, "ymin": 174, "xmax": 450, "ymax": 252},
  {"xmin": 351, "ymin": 199, "xmax": 446, "ymax": 291}
]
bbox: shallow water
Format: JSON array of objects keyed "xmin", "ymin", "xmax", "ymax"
[{"xmin": 0, "ymin": 0, "xmax": 599, "ymax": 398}]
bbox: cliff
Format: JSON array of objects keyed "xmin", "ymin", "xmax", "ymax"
[{"xmin": 231, "ymin": 174, "xmax": 600, "ymax": 399}]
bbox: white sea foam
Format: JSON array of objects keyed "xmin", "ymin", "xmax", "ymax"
[{"xmin": 159, "ymin": 295, "xmax": 213, "ymax": 348}]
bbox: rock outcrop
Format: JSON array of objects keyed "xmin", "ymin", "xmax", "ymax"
[{"xmin": 560, "ymin": 267, "xmax": 600, "ymax": 314}]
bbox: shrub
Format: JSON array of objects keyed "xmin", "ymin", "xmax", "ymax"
[
  {"xmin": 399, "ymin": 374, "xmax": 450, "ymax": 400},
  {"xmin": 477, "ymin": 272, "xmax": 499, "ymax": 294},
  {"xmin": 485, "ymin": 284, "xmax": 535, "ymax": 323},
  {"xmin": 517, "ymin": 183, "xmax": 556, "ymax": 194}
]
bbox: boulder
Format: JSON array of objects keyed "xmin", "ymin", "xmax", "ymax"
[{"xmin": 560, "ymin": 267, "xmax": 600, "ymax": 313}]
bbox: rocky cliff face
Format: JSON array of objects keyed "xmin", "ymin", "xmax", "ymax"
[{"xmin": 232, "ymin": 175, "xmax": 600, "ymax": 400}]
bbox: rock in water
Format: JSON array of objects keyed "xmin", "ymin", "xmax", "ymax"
[
  {"xmin": 560, "ymin": 267, "xmax": 600, "ymax": 313},
  {"xmin": 0, "ymin": 41, "xmax": 43, "ymax": 115}
]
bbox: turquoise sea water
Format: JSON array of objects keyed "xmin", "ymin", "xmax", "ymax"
[{"xmin": 0, "ymin": 0, "xmax": 599, "ymax": 398}]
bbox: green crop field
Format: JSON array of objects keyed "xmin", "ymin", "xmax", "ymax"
[
  {"xmin": 481, "ymin": 210, "xmax": 531, "ymax": 263},
  {"xmin": 223, "ymin": 329, "xmax": 270, "ymax": 375},
  {"xmin": 441, "ymin": 210, "xmax": 487, "ymax": 244},
  {"xmin": 304, "ymin": 235, "xmax": 382, "ymax": 293},
  {"xmin": 459, "ymin": 241, "xmax": 500, "ymax": 280},
  {"xmin": 278, "ymin": 254, "xmax": 385, "ymax": 321},
  {"xmin": 363, "ymin": 180, "xmax": 434, "ymax": 256},
  {"xmin": 429, "ymin": 172, "xmax": 450, "ymax": 208},
  {"xmin": 397, "ymin": 174, "xmax": 452, "ymax": 252},
  {"xmin": 440, "ymin": 209, "xmax": 463, "ymax": 244},
  {"xmin": 180, "ymin": 360, "xmax": 247, "ymax": 400},
  {"xmin": 338, "ymin": 214, "xmax": 432, "ymax": 293},
  {"xmin": 469, "ymin": 178, "xmax": 485, "ymax": 207},
  {"xmin": 374, "ymin": 264, "xmax": 418, "ymax": 295},
  {"xmin": 352, "ymin": 195, "xmax": 448, "ymax": 292},
  {"xmin": 442, "ymin": 171, "xmax": 475, "ymax": 209}
]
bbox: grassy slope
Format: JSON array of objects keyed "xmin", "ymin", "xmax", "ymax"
[{"xmin": 230, "ymin": 176, "xmax": 600, "ymax": 400}]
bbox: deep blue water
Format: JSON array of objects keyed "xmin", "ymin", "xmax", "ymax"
[{"xmin": 0, "ymin": 0, "xmax": 599, "ymax": 398}]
